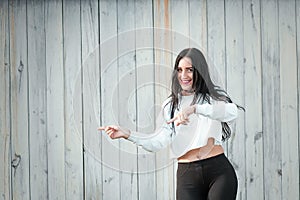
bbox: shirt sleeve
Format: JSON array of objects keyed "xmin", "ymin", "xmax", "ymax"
[
  {"xmin": 195, "ymin": 99, "xmax": 238, "ymax": 122},
  {"xmin": 127, "ymin": 101, "xmax": 175, "ymax": 152}
]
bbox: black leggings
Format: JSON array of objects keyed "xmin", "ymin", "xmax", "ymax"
[{"xmin": 176, "ymin": 153, "xmax": 237, "ymax": 200}]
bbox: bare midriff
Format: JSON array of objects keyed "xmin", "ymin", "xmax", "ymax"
[{"xmin": 177, "ymin": 145, "xmax": 224, "ymax": 163}]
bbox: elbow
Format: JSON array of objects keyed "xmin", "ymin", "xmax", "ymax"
[{"xmin": 224, "ymin": 104, "xmax": 238, "ymax": 122}]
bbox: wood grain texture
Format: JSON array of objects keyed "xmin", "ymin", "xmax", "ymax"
[
  {"xmin": 27, "ymin": 0, "xmax": 48, "ymax": 198},
  {"xmin": 117, "ymin": 1, "xmax": 138, "ymax": 199},
  {"xmin": 261, "ymin": 0, "xmax": 282, "ymax": 199},
  {"xmin": 135, "ymin": 0, "xmax": 157, "ymax": 199},
  {"xmin": 243, "ymin": 0, "xmax": 264, "ymax": 199},
  {"xmin": 45, "ymin": 1, "xmax": 65, "ymax": 199},
  {"xmin": 81, "ymin": 0, "xmax": 102, "ymax": 199},
  {"xmin": 63, "ymin": 1, "xmax": 84, "ymax": 199},
  {"xmin": 225, "ymin": 1, "xmax": 246, "ymax": 199},
  {"xmin": 279, "ymin": 0, "xmax": 299, "ymax": 199},
  {"xmin": 9, "ymin": 0, "xmax": 30, "ymax": 199},
  {"xmin": 189, "ymin": 0, "xmax": 207, "ymax": 51},
  {"xmin": 100, "ymin": 0, "xmax": 121, "ymax": 199},
  {"xmin": 207, "ymin": 0, "xmax": 226, "ymax": 92},
  {"xmin": 297, "ymin": 2, "xmax": 300, "ymax": 199},
  {"xmin": 153, "ymin": 0, "xmax": 175, "ymax": 199},
  {"xmin": 0, "ymin": 0, "xmax": 11, "ymax": 199}
]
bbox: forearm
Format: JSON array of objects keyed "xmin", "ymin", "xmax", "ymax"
[
  {"xmin": 127, "ymin": 127, "xmax": 173, "ymax": 152},
  {"xmin": 194, "ymin": 102, "xmax": 238, "ymax": 122}
]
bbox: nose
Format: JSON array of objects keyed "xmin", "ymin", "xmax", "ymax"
[{"xmin": 181, "ymin": 69, "xmax": 188, "ymax": 78}]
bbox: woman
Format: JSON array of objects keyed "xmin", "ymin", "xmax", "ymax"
[{"xmin": 99, "ymin": 48, "xmax": 242, "ymax": 199}]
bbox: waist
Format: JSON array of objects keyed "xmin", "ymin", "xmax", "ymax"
[{"xmin": 177, "ymin": 145, "xmax": 224, "ymax": 163}]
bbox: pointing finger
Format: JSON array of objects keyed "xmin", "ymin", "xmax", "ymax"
[
  {"xmin": 167, "ymin": 117, "xmax": 177, "ymax": 124},
  {"xmin": 98, "ymin": 126, "xmax": 106, "ymax": 131}
]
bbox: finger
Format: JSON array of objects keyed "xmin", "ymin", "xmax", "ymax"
[
  {"xmin": 176, "ymin": 119, "xmax": 189, "ymax": 126},
  {"xmin": 105, "ymin": 126, "xmax": 111, "ymax": 132},
  {"xmin": 106, "ymin": 128, "xmax": 115, "ymax": 134},
  {"xmin": 107, "ymin": 132, "xmax": 115, "ymax": 139},
  {"xmin": 105, "ymin": 125, "xmax": 119, "ymax": 132},
  {"xmin": 176, "ymin": 121, "xmax": 185, "ymax": 126},
  {"xmin": 108, "ymin": 132, "xmax": 114, "ymax": 138},
  {"xmin": 167, "ymin": 117, "xmax": 177, "ymax": 124},
  {"xmin": 111, "ymin": 125, "xmax": 119, "ymax": 130},
  {"xmin": 98, "ymin": 126, "xmax": 106, "ymax": 130}
]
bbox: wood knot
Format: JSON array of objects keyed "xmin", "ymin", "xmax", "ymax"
[
  {"xmin": 18, "ymin": 60, "xmax": 24, "ymax": 72},
  {"xmin": 11, "ymin": 153, "xmax": 22, "ymax": 176},
  {"xmin": 11, "ymin": 153, "xmax": 21, "ymax": 168},
  {"xmin": 277, "ymin": 169, "xmax": 282, "ymax": 176}
]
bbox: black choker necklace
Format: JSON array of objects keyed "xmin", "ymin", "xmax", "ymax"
[{"xmin": 182, "ymin": 89, "xmax": 195, "ymax": 94}]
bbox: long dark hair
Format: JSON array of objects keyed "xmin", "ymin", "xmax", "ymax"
[{"xmin": 168, "ymin": 48, "xmax": 243, "ymax": 141}]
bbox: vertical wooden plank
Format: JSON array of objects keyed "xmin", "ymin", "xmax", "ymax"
[
  {"xmin": 135, "ymin": 0, "xmax": 156, "ymax": 199},
  {"xmin": 0, "ymin": 0, "xmax": 11, "ymax": 199},
  {"xmin": 117, "ymin": 1, "xmax": 138, "ymax": 199},
  {"xmin": 261, "ymin": 0, "xmax": 282, "ymax": 199},
  {"xmin": 207, "ymin": 0, "xmax": 226, "ymax": 97},
  {"xmin": 9, "ymin": 0, "xmax": 30, "ymax": 199},
  {"xmin": 225, "ymin": 0, "xmax": 246, "ymax": 199},
  {"xmin": 63, "ymin": 1, "xmax": 84, "ymax": 199},
  {"xmin": 45, "ymin": 0, "xmax": 65, "ymax": 199},
  {"xmin": 27, "ymin": 0, "xmax": 48, "ymax": 199},
  {"xmin": 243, "ymin": 0, "xmax": 264, "ymax": 199},
  {"xmin": 189, "ymin": 0, "xmax": 207, "ymax": 51},
  {"xmin": 279, "ymin": 0, "xmax": 299, "ymax": 199},
  {"xmin": 99, "ymin": 0, "xmax": 120, "ymax": 199},
  {"xmin": 153, "ymin": 0, "xmax": 174, "ymax": 199},
  {"xmin": 297, "ymin": 2, "xmax": 300, "ymax": 199},
  {"xmin": 81, "ymin": 0, "xmax": 102, "ymax": 199},
  {"xmin": 171, "ymin": 0, "xmax": 189, "ymax": 55}
]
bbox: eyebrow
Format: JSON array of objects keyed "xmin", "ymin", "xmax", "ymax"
[{"xmin": 177, "ymin": 66, "xmax": 193, "ymax": 69}]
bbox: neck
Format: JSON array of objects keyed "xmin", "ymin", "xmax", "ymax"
[{"xmin": 181, "ymin": 89, "xmax": 195, "ymax": 96}]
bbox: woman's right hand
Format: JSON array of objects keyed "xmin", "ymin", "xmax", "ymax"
[
  {"xmin": 98, "ymin": 125, "xmax": 130, "ymax": 140},
  {"xmin": 167, "ymin": 105, "xmax": 196, "ymax": 126}
]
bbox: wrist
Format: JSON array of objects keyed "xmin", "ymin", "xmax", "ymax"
[{"xmin": 124, "ymin": 129, "xmax": 131, "ymax": 139}]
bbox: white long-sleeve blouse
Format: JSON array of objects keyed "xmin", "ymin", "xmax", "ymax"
[{"xmin": 127, "ymin": 94, "xmax": 238, "ymax": 158}]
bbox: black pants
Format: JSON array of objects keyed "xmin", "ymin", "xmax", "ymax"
[{"xmin": 176, "ymin": 153, "xmax": 237, "ymax": 200}]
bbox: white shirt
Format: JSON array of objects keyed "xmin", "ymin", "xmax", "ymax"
[{"xmin": 128, "ymin": 94, "xmax": 238, "ymax": 158}]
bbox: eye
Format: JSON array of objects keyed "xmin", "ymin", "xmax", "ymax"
[
  {"xmin": 177, "ymin": 68, "xmax": 182, "ymax": 72},
  {"xmin": 188, "ymin": 68, "xmax": 194, "ymax": 72}
]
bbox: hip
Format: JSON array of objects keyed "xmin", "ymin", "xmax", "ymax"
[{"xmin": 177, "ymin": 144, "xmax": 224, "ymax": 163}]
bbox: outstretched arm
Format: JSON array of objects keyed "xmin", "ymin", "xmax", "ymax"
[
  {"xmin": 98, "ymin": 125, "xmax": 130, "ymax": 139},
  {"xmin": 99, "ymin": 102, "xmax": 175, "ymax": 152}
]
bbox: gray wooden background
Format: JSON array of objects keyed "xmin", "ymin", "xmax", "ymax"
[{"xmin": 1, "ymin": 0, "xmax": 299, "ymax": 199}]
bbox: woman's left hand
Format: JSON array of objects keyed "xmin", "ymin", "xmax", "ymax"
[{"xmin": 167, "ymin": 105, "xmax": 196, "ymax": 126}]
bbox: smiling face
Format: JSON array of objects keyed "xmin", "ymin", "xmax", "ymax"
[{"xmin": 177, "ymin": 57, "xmax": 194, "ymax": 95}]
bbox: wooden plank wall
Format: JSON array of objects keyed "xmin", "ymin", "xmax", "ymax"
[{"xmin": 0, "ymin": 0, "xmax": 299, "ymax": 199}]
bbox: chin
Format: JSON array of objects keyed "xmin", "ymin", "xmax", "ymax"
[{"xmin": 181, "ymin": 86, "xmax": 193, "ymax": 91}]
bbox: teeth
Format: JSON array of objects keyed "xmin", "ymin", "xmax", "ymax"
[{"xmin": 182, "ymin": 80, "xmax": 191, "ymax": 84}]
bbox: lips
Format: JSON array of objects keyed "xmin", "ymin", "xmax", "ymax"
[{"xmin": 180, "ymin": 79, "xmax": 192, "ymax": 85}]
